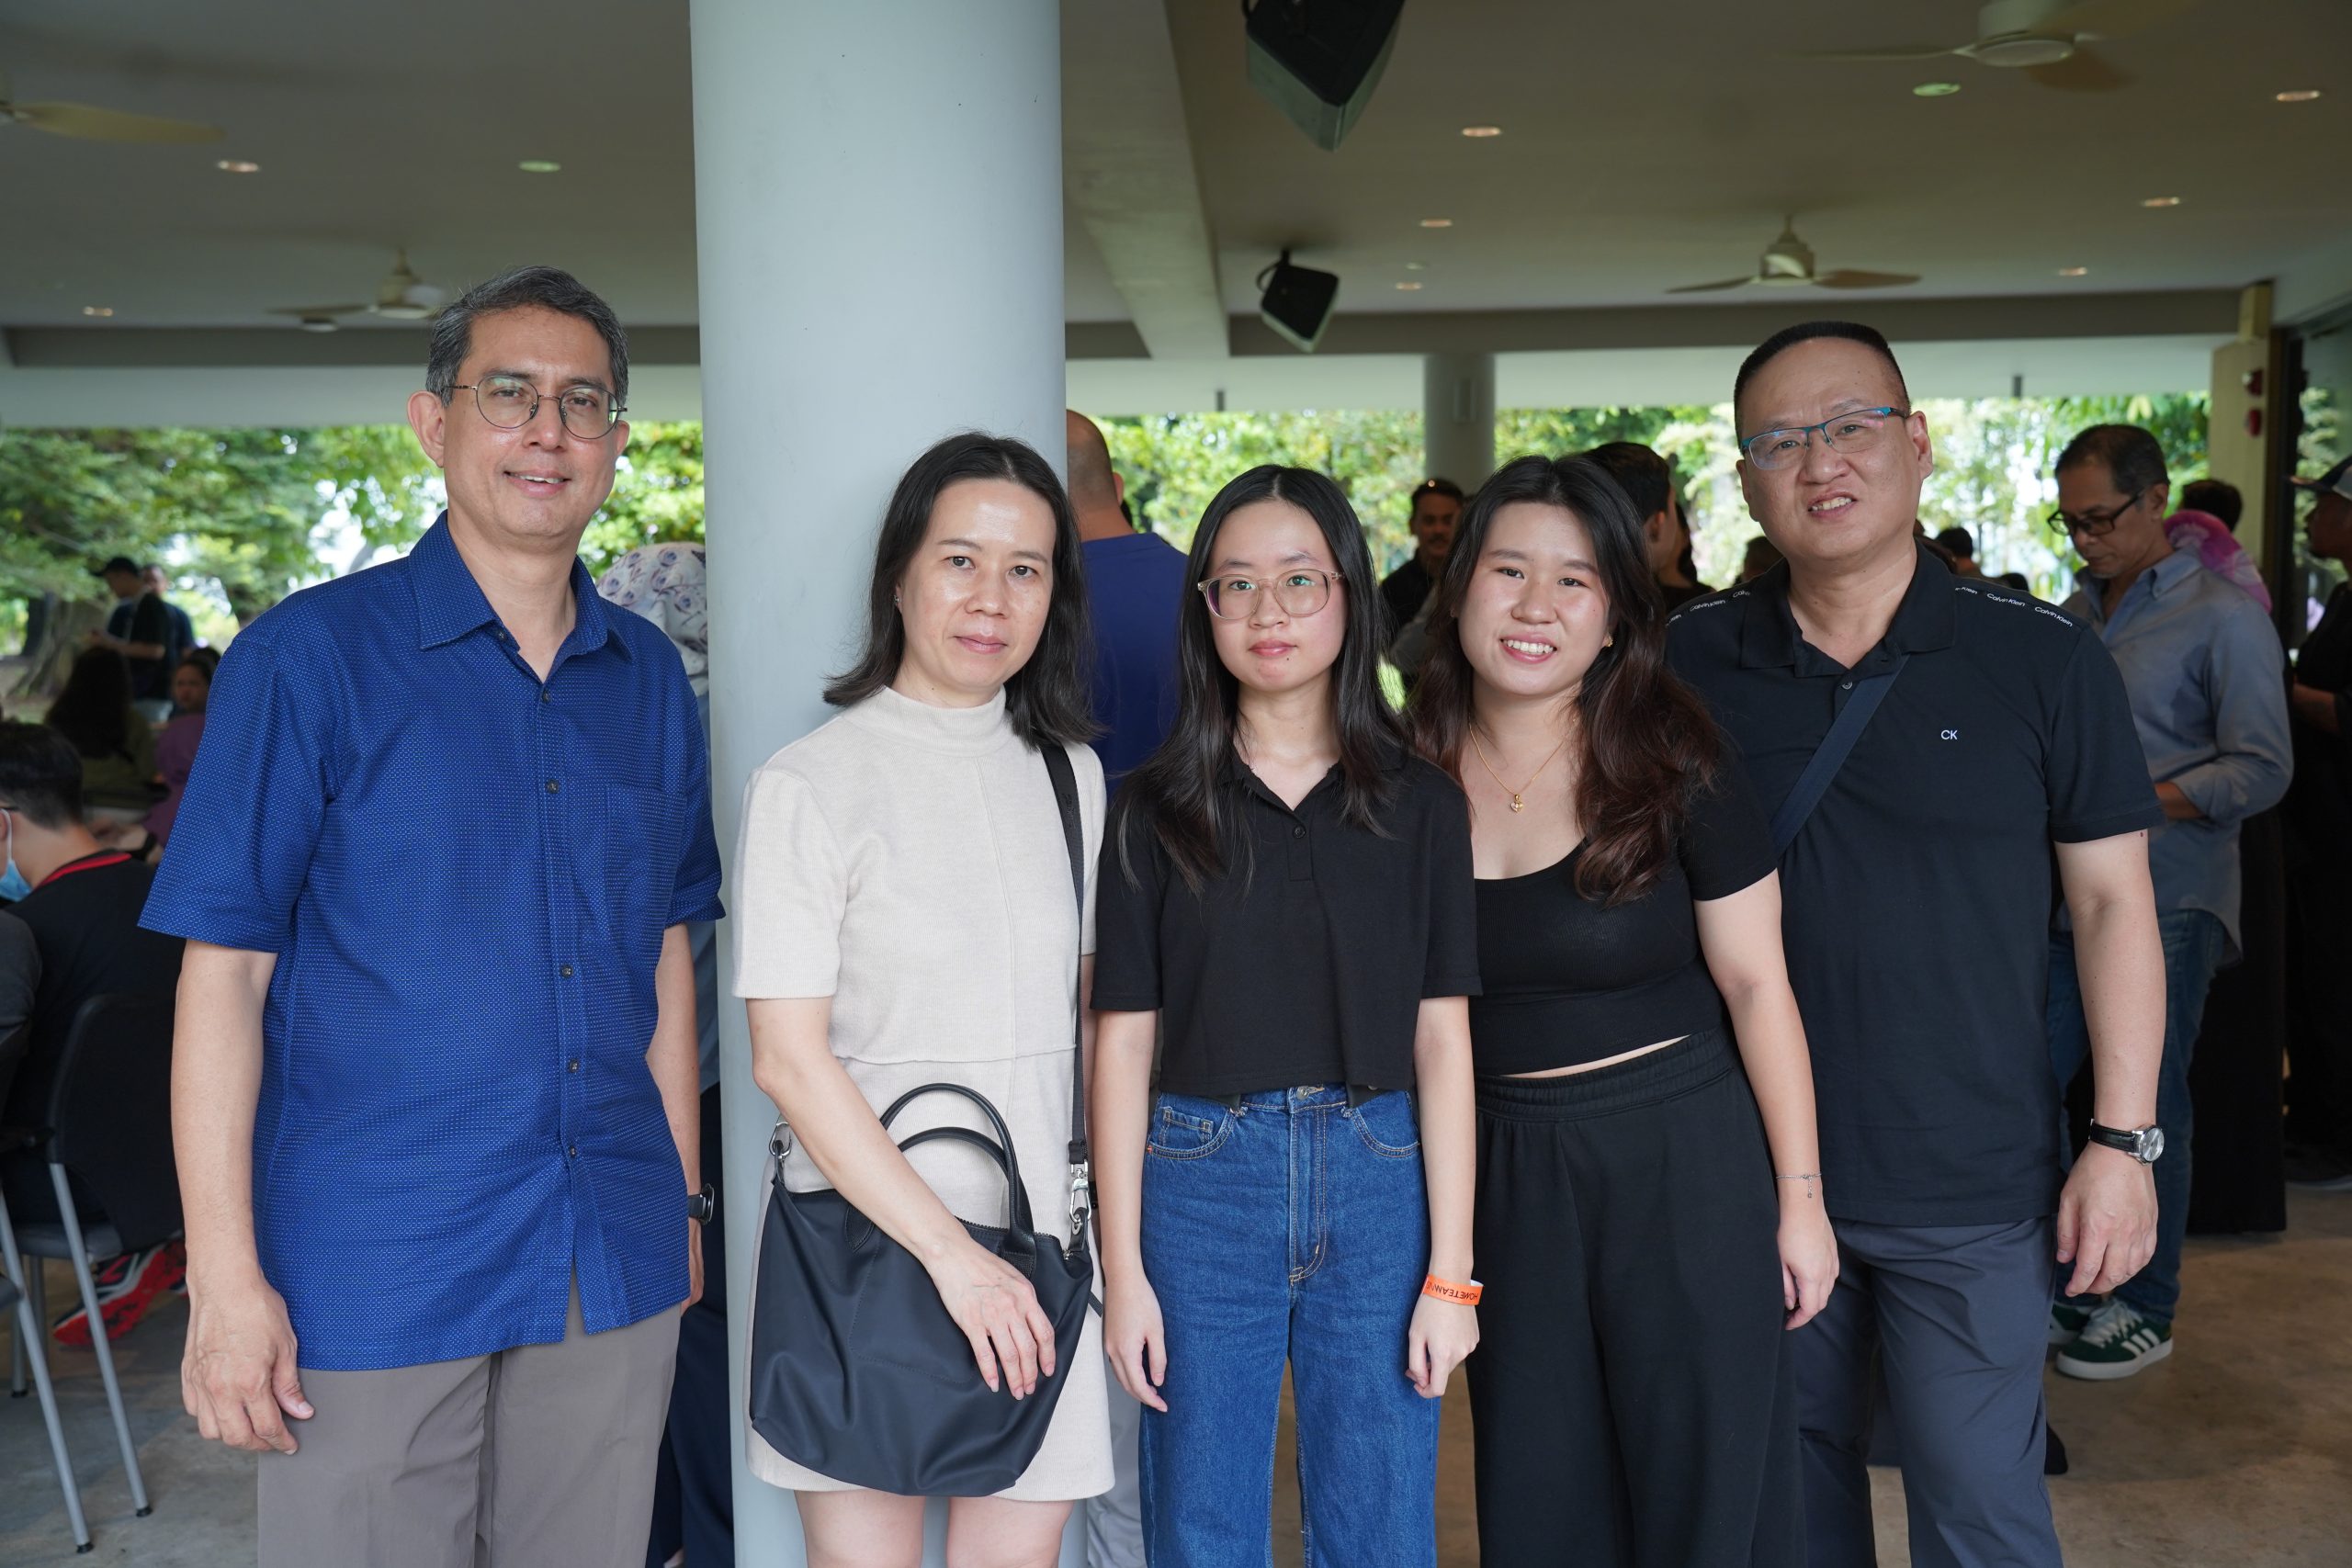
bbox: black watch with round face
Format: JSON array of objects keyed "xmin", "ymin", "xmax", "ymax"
[
  {"xmin": 2086, "ymin": 1122, "xmax": 2165, "ymax": 1164},
  {"xmin": 687, "ymin": 1183, "xmax": 717, "ymax": 1224}
]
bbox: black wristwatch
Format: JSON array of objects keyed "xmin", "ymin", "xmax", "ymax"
[
  {"xmin": 2086, "ymin": 1122, "xmax": 2165, "ymax": 1165},
  {"xmin": 686, "ymin": 1183, "xmax": 717, "ymax": 1224}
]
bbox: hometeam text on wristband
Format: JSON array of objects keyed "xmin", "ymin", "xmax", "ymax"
[{"xmin": 1422, "ymin": 1274, "xmax": 1482, "ymax": 1305}]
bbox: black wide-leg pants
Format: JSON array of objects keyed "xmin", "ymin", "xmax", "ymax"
[{"xmin": 1465, "ymin": 1027, "xmax": 1803, "ymax": 1568}]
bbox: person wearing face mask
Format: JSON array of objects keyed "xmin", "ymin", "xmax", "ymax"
[
  {"xmin": 1668, "ymin": 321, "xmax": 2167, "ymax": 1568},
  {"xmin": 2042, "ymin": 425, "xmax": 2290, "ymax": 1380},
  {"xmin": 1409, "ymin": 454, "xmax": 1829, "ymax": 1567},
  {"xmin": 0, "ymin": 722, "xmax": 187, "ymax": 1346},
  {"xmin": 141, "ymin": 266, "xmax": 722, "ymax": 1568},
  {"xmin": 731, "ymin": 434, "xmax": 1111, "ymax": 1563}
]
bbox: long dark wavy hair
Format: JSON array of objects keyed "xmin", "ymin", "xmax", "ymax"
[
  {"xmin": 1408, "ymin": 454, "xmax": 1722, "ymax": 906},
  {"xmin": 1117, "ymin": 465, "xmax": 1400, "ymax": 890},
  {"xmin": 824, "ymin": 431, "xmax": 1095, "ymax": 750},
  {"xmin": 45, "ymin": 648, "xmax": 137, "ymax": 761}
]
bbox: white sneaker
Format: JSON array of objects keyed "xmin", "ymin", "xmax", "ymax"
[{"xmin": 2053, "ymin": 1300, "xmax": 2173, "ymax": 1381}]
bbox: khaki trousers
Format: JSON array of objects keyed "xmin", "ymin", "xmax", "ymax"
[{"xmin": 257, "ymin": 1283, "xmax": 680, "ymax": 1568}]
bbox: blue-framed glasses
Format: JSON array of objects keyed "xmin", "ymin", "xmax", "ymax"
[{"xmin": 1738, "ymin": 406, "xmax": 1909, "ymax": 471}]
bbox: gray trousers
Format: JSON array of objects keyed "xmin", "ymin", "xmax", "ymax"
[
  {"xmin": 1084, "ymin": 1349, "xmax": 1146, "ymax": 1567},
  {"xmin": 258, "ymin": 1283, "xmax": 681, "ymax": 1568},
  {"xmin": 1796, "ymin": 1217, "xmax": 2061, "ymax": 1568}
]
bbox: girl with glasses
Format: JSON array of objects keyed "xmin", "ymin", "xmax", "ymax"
[
  {"xmin": 1091, "ymin": 466, "xmax": 1481, "ymax": 1566},
  {"xmin": 1410, "ymin": 454, "xmax": 1832, "ymax": 1567}
]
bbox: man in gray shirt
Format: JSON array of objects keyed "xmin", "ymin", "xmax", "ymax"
[{"xmin": 2045, "ymin": 424, "xmax": 2291, "ymax": 1379}]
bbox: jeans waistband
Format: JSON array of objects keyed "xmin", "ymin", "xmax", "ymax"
[
  {"xmin": 1209, "ymin": 1083, "xmax": 1390, "ymax": 1111},
  {"xmin": 1474, "ymin": 1027, "xmax": 1734, "ymax": 1122}
]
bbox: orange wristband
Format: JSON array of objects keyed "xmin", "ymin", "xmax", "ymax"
[{"xmin": 1422, "ymin": 1274, "xmax": 1482, "ymax": 1305}]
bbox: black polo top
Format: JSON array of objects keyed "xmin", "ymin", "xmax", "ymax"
[
  {"xmin": 1666, "ymin": 547, "xmax": 2161, "ymax": 1226},
  {"xmin": 1092, "ymin": 747, "xmax": 1481, "ymax": 1097}
]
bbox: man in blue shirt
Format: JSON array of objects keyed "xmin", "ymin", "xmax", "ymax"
[
  {"xmin": 143, "ymin": 265, "xmax": 722, "ymax": 1568},
  {"xmin": 1069, "ymin": 409, "xmax": 1187, "ymax": 794},
  {"xmin": 2045, "ymin": 425, "xmax": 2292, "ymax": 1379}
]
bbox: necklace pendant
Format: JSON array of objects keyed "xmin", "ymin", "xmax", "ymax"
[{"xmin": 1510, "ymin": 795, "xmax": 1524, "ymax": 812}]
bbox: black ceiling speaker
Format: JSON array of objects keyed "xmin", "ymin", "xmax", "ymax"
[
  {"xmin": 1258, "ymin": 250, "xmax": 1340, "ymax": 354},
  {"xmin": 1245, "ymin": 0, "xmax": 1406, "ymax": 152}
]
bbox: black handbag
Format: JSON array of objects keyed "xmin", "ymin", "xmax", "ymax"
[{"xmin": 748, "ymin": 744, "xmax": 1094, "ymax": 1496}]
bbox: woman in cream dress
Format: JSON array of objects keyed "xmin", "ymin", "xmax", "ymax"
[{"xmin": 734, "ymin": 433, "xmax": 1109, "ymax": 1568}]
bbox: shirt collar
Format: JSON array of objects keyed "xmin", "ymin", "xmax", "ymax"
[
  {"xmin": 408, "ymin": 513, "xmax": 626, "ymax": 660},
  {"xmin": 1216, "ymin": 736, "xmax": 1411, "ymax": 798},
  {"xmin": 2073, "ymin": 546, "xmax": 2197, "ymax": 623},
  {"xmin": 1739, "ymin": 541, "xmax": 1957, "ymax": 670}
]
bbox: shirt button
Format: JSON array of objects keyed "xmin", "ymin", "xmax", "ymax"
[
  {"xmin": 1293, "ymin": 826, "xmax": 1306, "ymax": 840},
  {"xmin": 560, "ymin": 964, "xmax": 574, "ymax": 978},
  {"xmin": 545, "ymin": 779, "xmax": 560, "ymax": 794},
  {"xmin": 540, "ymin": 688, "xmax": 553, "ymax": 704},
  {"xmin": 568, "ymin": 1059, "xmax": 581, "ymax": 1073},
  {"xmin": 567, "ymin": 1145, "xmax": 578, "ymax": 1159},
  {"xmin": 1840, "ymin": 680, "xmax": 1854, "ymax": 691}
]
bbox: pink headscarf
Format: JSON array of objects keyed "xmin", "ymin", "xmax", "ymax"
[{"xmin": 2165, "ymin": 509, "xmax": 2270, "ymax": 612}]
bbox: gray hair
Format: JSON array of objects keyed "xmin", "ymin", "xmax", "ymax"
[
  {"xmin": 2055, "ymin": 423, "xmax": 2168, "ymax": 499},
  {"xmin": 424, "ymin": 265, "xmax": 629, "ymax": 408}
]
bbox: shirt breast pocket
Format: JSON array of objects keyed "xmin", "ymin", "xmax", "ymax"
[{"xmin": 595, "ymin": 783, "xmax": 687, "ymax": 962}]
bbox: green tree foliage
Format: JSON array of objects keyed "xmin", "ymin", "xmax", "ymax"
[{"xmin": 579, "ymin": 422, "xmax": 707, "ymax": 572}]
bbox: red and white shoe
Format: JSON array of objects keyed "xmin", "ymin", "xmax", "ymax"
[{"xmin": 51, "ymin": 1240, "xmax": 187, "ymax": 1348}]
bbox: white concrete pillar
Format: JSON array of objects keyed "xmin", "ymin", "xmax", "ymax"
[
  {"xmin": 688, "ymin": 4, "xmax": 1079, "ymax": 1563},
  {"xmin": 1422, "ymin": 351, "xmax": 1496, "ymax": 491}
]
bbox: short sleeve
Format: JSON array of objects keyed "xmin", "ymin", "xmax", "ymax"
[
  {"xmin": 729, "ymin": 765, "xmax": 846, "ymax": 998},
  {"xmin": 666, "ymin": 691, "xmax": 725, "ymax": 927},
  {"xmin": 1419, "ymin": 774, "xmax": 1482, "ymax": 998},
  {"xmin": 2047, "ymin": 631, "xmax": 2165, "ymax": 842},
  {"xmin": 1089, "ymin": 800, "xmax": 1167, "ymax": 1011},
  {"xmin": 1683, "ymin": 749, "xmax": 1778, "ymax": 901},
  {"xmin": 141, "ymin": 632, "xmax": 334, "ymax": 953}
]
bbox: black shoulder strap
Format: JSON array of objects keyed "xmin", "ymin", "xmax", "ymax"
[
  {"xmin": 1770, "ymin": 654, "xmax": 1909, "ymax": 856},
  {"xmin": 1041, "ymin": 746, "xmax": 1090, "ymax": 1186}
]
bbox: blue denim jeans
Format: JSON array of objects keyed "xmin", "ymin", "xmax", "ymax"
[
  {"xmin": 1137, "ymin": 1085, "xmax": 1439, "ymax": 1568},
  {"xmin": 2046, "ymin": 908, "xmax": 2227, "ymax": 1325}
]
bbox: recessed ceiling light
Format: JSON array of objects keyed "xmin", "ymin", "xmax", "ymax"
[
  {"xmin": 518, "ymin": 159, "xmax": 562, "ymax": 174},
  {"xmin": 215, "ymin": 158, "xmax": 260, "ymax": 174},
  {"xmin": 1913, "ymin": 82, "xmax": 1962, "ymax": 96},
  {"xmin": 2058, "ymin": 266, "xmax": 2089, "ymax": 277},
  {"xmin": 1419, "ymin": 218, "xmax": 1453, "ymax": 229},
  {"xmin": 2141, "ymin": 196, "xmax": 2182, "ymax": 208},
  {"xmin": 1404, "ymin": 261, "xmax": 1427, "ymax": 271},
  {"xmin": 82, "ymin": 305, "xmax": 114, "ymax": 318},
  {"xmin": 1395, "ymin": 280, "xmax": 1423, "ymax": 290},
  {"xmin": 1459, "ymin": 125, "xmax": 1502, "ymax": 138},
  {"xmin": 2277, "ymin": 89, "xmax": 2323, "ymax": 103}
]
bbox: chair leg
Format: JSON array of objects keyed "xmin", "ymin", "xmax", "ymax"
[
  {"xmin": 2, "ymin": 1203, "xmax": 93, "ymax": 1551},
  {"xmin": 51, "ymin": 1166, "xmax": 150, "ymax": 1517}
]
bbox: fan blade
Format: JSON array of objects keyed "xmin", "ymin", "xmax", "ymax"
[
  {"xmin": 1813, "ymin": 270, "xmax": 1922, "ymax": 290},
  {"xmin": 9, "ymin": 100, "xmax": 222, "ymax": 143},
  {"xmin": 269, "ymin": 304, "xmax": 368, "ymax": 318},
  {"xmin": 2026, "ymin": 49, "xmax": 2130, "ymax": 91},
  {"xmin": 1792, "ymin": 43, "xmax": 1961, "ymax": 61},
  {"xmin": 2041, "ymin": 0, "xmax": 2199, "ymax": 40},
  {"xmin": 1668, "ymin": 276, "xmax": 1758, "ymax": 294}
]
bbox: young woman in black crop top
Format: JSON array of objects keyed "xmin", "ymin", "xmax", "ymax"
[
  {"xmin": 1091, "ymin": 466, "xmax": 1481, "ymax": 1566},
  {"xmin": 1408, "ymin": 454, "xmax": 1835, "ymax": 1568}
]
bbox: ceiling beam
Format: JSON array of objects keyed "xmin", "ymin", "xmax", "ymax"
[{"xmin": 1060, "ymin": 0, "xmax": 1227, "ymax": 360}]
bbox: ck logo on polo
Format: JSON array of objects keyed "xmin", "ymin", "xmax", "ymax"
[{"xmin": 1940, "ymin": 728, "xmax": 1961, "ymax": 740}]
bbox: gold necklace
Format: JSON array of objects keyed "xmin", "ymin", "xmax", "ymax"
[{"xmin": 1468, "ymin": 728, "xmax": 1569, "ymax": 813}]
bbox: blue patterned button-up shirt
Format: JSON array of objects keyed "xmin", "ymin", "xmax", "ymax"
[{"xmin": 142, "ymin": 517, "xmax": 724, "ymax": 1371}]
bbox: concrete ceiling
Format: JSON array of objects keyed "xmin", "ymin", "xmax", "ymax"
[{"xmin": 3, "ymin": 0, "xmax": 2348, "ymax": 416}]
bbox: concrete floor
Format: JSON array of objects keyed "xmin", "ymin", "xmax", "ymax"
[{"xmin": 6, "ymin": 1189, "xmax": 2349, "ymax": 1565}]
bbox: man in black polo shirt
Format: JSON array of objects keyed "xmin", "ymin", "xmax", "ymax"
[
  {"xmin": 87, "ymin": 556, "xmax": 175, "ymax": 710},
  {"xmin": 1668, "ymin": 322, "xmax": 2166, "ymax": 1568},
  {"xmin": 0, "ymin": 722, "xmax": 186, "ymax": 1345}
]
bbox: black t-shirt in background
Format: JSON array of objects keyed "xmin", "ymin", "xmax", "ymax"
[
  {"xmin": 1380, "ymin": 558, "xmax": 1437, "ymax": 645},
  {"xmin": 1, "ymin": 854, "xmax": 184, "ymax": 1131},
  {"xmin": 1092, "ymin": 748, "xmax": 1481, "ymax": 1096},
  {"xmin": 1667, "ymin": 548, "xmax": 2161, "ymax": 1226},
  {"xmin": 107, "ymin": 593, "xmax": 174, "ymax": 700},
  {"xmin": 1472, "ymin": 753, "xmax": 1776, "ymax": 1075}
]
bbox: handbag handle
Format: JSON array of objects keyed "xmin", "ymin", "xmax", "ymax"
[
  {"xmin": 1040, "ymin": 746, "xmax": 1091, "ymax": 1240},
  {"xmin": 879, "ymin": 1080, "xmax": 1036, "ymax": 1244},
  {"xmin": 893, "ymin": 1126, "xmax": 1035, "ymax": 1236}
]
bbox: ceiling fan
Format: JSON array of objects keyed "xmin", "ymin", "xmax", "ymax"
[
  {"xmin": 1668, "ymin": 219, "xmax": 1919, "ymax": 295},
  {"xmin": 270, "ymin": 249, "xmax": 447, "ymax": 332},
  {"xmin": 0, "ymin": 68, "xmax": 222, "ymax": 141},
  {"xmin": 1798, "ymin": 0, "xmax": 2199, "ymax": 93}
]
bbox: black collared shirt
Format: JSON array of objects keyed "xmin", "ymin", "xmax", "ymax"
[
  {"xmin": 1092, "ymin": 749, "xmax": 1481, "ymax": 1096},
  {"xmin": 1667, "ymin": 547, "xmax": 2161, "ymax": 1225}
]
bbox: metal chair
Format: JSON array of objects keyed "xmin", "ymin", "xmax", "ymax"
[
  {"xmin": 0, "ymin": 1016, "xmax": 94, "ymax": 1551},
  {"xmin": 4, "ymin": 991, "xmax": 181, "ymax": 1528}
]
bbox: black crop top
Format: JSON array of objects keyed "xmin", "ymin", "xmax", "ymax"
[{"xmin": 1470, "ymin": 758, "xmax": 1776, "ymax": 1075}]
